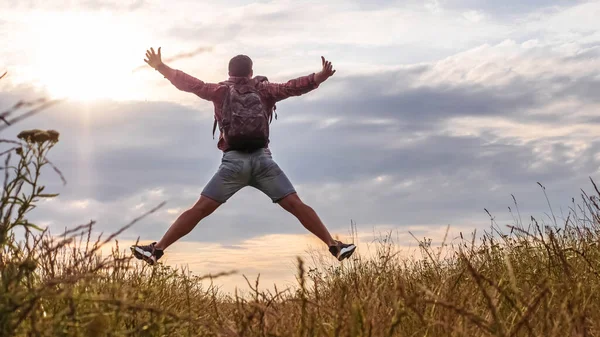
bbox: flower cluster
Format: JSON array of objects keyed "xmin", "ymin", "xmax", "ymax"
[{"xmin": 17, "ymin": 129, "xmax": 60, "ymax": 144}]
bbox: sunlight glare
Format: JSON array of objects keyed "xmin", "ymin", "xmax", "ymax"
[{"xmin": 30, "ymin": 12, "xmax": 148, "ymax": 101}]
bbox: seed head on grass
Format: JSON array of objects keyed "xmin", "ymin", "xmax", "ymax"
[{"xmin": 17, "ymin": 129, "xmax": 60, "ymax": 144}]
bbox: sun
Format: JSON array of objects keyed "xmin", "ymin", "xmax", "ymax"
[{"xmin": 29, "ymin": 12, "xmax": 148, "ymax": 101}]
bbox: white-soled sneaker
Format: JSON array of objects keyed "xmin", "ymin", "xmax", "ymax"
[
  {"xmin": 130, "ymin": 242, "xmax": 164, "ymax": 265},
  {"xmin": 329, "ymin": 241, "xmax": 356, "ymax": 261}
]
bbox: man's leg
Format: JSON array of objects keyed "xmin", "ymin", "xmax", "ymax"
[
  {"xmin": 131, "ymin": 196, "xmax": 222, "ymax": 265},
  {"xmin": 278, "ymin": 193, "xmax": 336, "ymax": 246},
  {"xmin": 132, "ymin": 151, "xmax": 250, "ymax": 264},
  {"xmin": 277, "ymin": 193, "xmax": 356, "ymax": 261},
  {"xmin": 155, "ymin": 196, "xmax": 221, "ymax": 250},
  {"xmin": 250, "ymin": 149, "xmax": 356, "ymax": 261}
]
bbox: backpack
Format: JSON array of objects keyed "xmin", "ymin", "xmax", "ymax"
[{"xmin": 212, "ymin": 76, "xmax": 276, "ymax": 150}]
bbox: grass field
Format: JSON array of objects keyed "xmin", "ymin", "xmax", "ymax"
[{"xmin": 3, "ymin": 122, "xmax": 600, "ymax": 336}]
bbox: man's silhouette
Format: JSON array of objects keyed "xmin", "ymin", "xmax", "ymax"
[{"xmin": 131, "ymin": 47, "xmax": 356, "ymax": 265}]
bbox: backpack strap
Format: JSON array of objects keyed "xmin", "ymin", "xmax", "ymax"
[
  {"xmin": 269, "ymin": 104, "xmax": 277, "ymax": 124},
  {"xmin": 212, "ymin": 117, "xmax": 218, "ymax": 139},
  {"xmin": 254, "ymin": 75, "xmax": 268, "ymax": 82},
  {"xmin": 253, "ymin": 76, "xmax": 278, "ymax": 123},
  {"xmin": 213, "ymin": 81, "xmax": 233, "ymax": 139}
]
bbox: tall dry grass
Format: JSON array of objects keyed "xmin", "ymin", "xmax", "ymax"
[{"xmin": 3, "ymin": 72, "xmax": 600, "ymax": 336}]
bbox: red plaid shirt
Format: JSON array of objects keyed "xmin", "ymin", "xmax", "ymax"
[{"xmin": 157, "ymin": 63, "xmax": 320, "ymax": 152}]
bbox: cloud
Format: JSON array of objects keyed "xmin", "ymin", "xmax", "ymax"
[
  {"xmin": 446, "ymin": 0, "xmax": 587, "ymax": 17},
  {"xmin": 1, "ymin": 2, "xmax": 600, "ymax": 286},
  {"xmin": 1, "ymin": 0, "xmax": 147, "ymax": 11},
  {"xmin": 132, "ymin": 46, "xmax": 214, "ymax": 73},
  {"xmin": 347, "ymin": 0, "xmax": 587, "ymax": 17},
  {"xmin": 160, "ymin": 0, "xmax": 509, "ymax": 57},
  {"xmin": 1, "ymin": 33, "xmax": 597, "ymax": 248}
]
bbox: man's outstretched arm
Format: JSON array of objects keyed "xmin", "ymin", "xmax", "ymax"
[
  {"xmin": 144, "ymin": 47, "xmax": 219, "ymax": 102},
  {"xmin": 263, "ymin": 56, "xmax": 337, "ymax": 102}
]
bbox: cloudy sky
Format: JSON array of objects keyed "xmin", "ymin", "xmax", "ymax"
[{"xmin": 1, "ymin": 0, "xmax": 600, "ymax": 292}]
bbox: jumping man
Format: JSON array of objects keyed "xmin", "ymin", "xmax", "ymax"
[{"xmin": 131, "ymin": 47, "xmax": 356, "ymax": 265}]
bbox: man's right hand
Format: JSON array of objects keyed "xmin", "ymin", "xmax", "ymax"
[
  {"xmin": 144, "ymin": 47, "xmax": 163, "ymax": 69},
  {"xmin": 314, "ymin": 56, "xmax": 336, "ymax": 84}
]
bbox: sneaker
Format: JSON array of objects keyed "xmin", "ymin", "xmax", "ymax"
[
  {"xmin": 130, "ymin": 242, "xmax": 164, "ymax": 265},
  {"xmin": 329, "ymin": 241, "xmax": 356, "ymax": 261}
]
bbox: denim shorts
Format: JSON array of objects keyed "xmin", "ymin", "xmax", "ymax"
[{"xmin": 201, "ymin": 148, "xmax": 297, "ymax": 203}]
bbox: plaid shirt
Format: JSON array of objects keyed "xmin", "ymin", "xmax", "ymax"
[{"xmin": 157, "ymin": 63, "xmax": 320, "ymax": 151}]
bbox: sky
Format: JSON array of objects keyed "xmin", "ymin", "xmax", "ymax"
[{"xmin": 1, "ymin": 0, "xmax": 600, "ymax": 293}]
